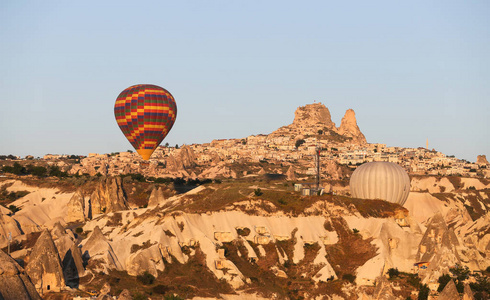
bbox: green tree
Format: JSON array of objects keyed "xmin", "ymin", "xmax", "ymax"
[
  {"xmin": 450, "ymin": 264, "xmax": 470, "ymax": 282},
  {"xmin": 27, "ymin": 165, "xmax": 47, "ymax": 177},
  {"xmin": 8, "ymin": 205, "xmax": 20, "ymax": 213},
  {"xmin": 136, "ymin": 271, "xmax": 155, "ymax": 285},
  {"xmin": 387, "ymin": 268, "xmax": 400, "ymax": 279},
  {"xmin": 3, "ymin": 162, "xmax": 27, "ymax": 175},
  {"xmin": 418, "ymin": 284, "xmax": 430, "ymax": 300},
  {"xmin": 49, "ymin": 165, "xmax": 67, "ymax": 178},
  {"xmin": 437, "ymin": 274, "xmax": 451, "ymax": 292},
  {"xmin": 295, "ymin": 139, "xmax": 305, "ymax": 149},
  {"xmin": 470, "ymin": 272, "xmax": 490, "ymax": 300}
]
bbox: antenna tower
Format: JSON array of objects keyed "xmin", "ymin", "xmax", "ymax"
[{"xmin": 315, "ymin": 142, "xmax": 321, "ymax": 191}]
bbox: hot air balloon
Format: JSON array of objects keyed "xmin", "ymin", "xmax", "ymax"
[
  {"xmin": 349, "ymin": 161, "xmax": 410, "ymax": 206},
  {"xmin": 114, "ymin": 84, "xmax": 177, "ymax": 160}
]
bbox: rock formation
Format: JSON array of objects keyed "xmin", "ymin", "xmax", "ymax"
[
  {"xmin": 0, "ymin": 209, "xmax": 23, "ymax": 248},
  {"xmin": 96, "ymin": 282, "xmax": 112, "ymax": 300},
  {"xmin": 292, "ymin": 102, "xmax": 336, "ymax": 129},
  {"xmin": 438, "ymin": 279, "xmax": 460, "ymax": 300},
  {"xmin": 372, "ymin": 276, "xmax": 396, "ymax": 300},
  {"xmin": 258, "ymin": 167, "xmax": 266, "ymax": 175},
  {"xmin": 98, "ymin": 162, "xmax": 109, "ymax": 176},
  {"xmin": 0, "ymin": 204, "xmax": 11, "ymax": 215},
  {"xmin": 323, "ymin": 160, "xmax": 344, "ymax": 180},
  {"xmin": 62, "ymin": 242, "xmax": 85, "ymax": 288},
  {"xmin": 25, "ymin": 229, "xmax": 65, "ymax": 295},
  {"xmin": 337, "ymin": 109, "xmax": 367, "ymax": 144},
  {"xmin": 476, "ymin": 155, "xmax": 489, "ymax": 165},
  {"xmin": 286, "ymin": 166, "xmax": 296, "ymax": 181},
  {"xmin": 125, "ymin": 244, "xmax": 165, "ymax": 277},
  {"xmin": 66, "ymin": 190, "xmax": 86, "ymax": 222},
  {"xmin": 271, "ymin": 103, "xmax": 336, "ymax": 137},
  {"xmin": 463, "ymin": 283, "xmax": 475, "ymax": 300},
  {"xmin": 91, "ymin": 177, "xmax": 128, "ymax": 216},
  {"xmin": 148, "ymin": 186, "xmax": 165, "ymax": 208},
  {"xmin": 0, "ymin": 249, "xmax": 42, "ymax": 300},
  {"xmin": 166, "ymin": 145, "xmax": 197, "ymax": 172},
  {"xmin": 117, "ymin": 289, "xmax": 133, "ymax": 300},
  {"xmin": 82, "ymin": 226, "xmax": 122, "ymax": 272},
  {"xmin": 415, "ymin": 213, "xmax": 466, "ymax": 285},
  {"xmin": 199, "ymin": 162, "xmax": 237, "ymax": 179},
  {"xmin": 269, "ymin": 103, "xmax": 367, "ymax": 147},
  {"xmin": 51, "ymin": 222, "xmax": 76, "ymax": 262},
  {"xmin": 417, "ymin": 213, "xmax": 459, "ymax": 263}
]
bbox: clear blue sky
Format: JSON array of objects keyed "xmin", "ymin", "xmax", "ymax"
[{"xmin": 1, "ymin": 1, "xmax": 489, "ymax": 162}]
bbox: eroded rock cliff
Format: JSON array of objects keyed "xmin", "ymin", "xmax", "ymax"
[
  {"xmin": 25, "ymin": 229, "xmax": 65, "ymax": 295},
  {"xmin": 338, "ymin": 108, "xmax": 367, "ymax": 144},
  {"xmin": 91, "ymin": 177, "xmax": 128, "ymax": 216},
  {"xmin": 0, "ymin": 249, "xmax": 41, "ymax": 300}
]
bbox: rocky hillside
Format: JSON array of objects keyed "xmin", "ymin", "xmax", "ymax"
[{"xmin": 0, "ymin": 174, "xmax": 489, "ymax": 299}]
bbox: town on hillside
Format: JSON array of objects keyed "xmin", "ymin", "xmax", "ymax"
[{"xmin": 3, "ymin": 103, "xmax": 489, "ymax": 181}]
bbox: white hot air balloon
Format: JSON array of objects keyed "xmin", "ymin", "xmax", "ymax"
[{"xmin": 349, "ymin": 161, "xmax": 410, "ymax": 206}]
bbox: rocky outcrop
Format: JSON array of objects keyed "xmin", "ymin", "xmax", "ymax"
[
  {"xmin": 476, "ymin": 155, "xmax": 489, "ymax": 165},
  {"xmin": 269, "ymin": 103, "xmax": 367, "ymax": 146},
  {"xmin": 148, "ymin": 186, "xmax": 165, "ymax": 208},
  {"xmin": 415, "ymin": 213, "xmax": 470, "ymax": 285},
  {"xmin": 292, "ymin": 102, "xmax": 336, "ymax": 129},
  {"xmin": 258, "ymin": 168, "xmax": 266, "ymax": 175},
  {"xmin": 0, "ymin": 204, "xmax": 11, "ymax": 215},
  {"xmin": 96, "ymin": 282, "xmax": 112, "ymax": 300},
  {"xmin": 337, "ymin": 109, "xmax": 367, "ymax": 144},
  {"xmin": 438, "ymin": 279, "xmax": 459, "ymax": 300},
  {"xmin": 82, "ymin": 226, "xmax": 122, "ymax": 272},
  {"xmin": 81, "ymin": 209, "xmax": 338, "ymax": 289},
  {"xmin": 126, "ymin": 244, "xmax": 165, "ymax": 277},
  {"xmin": 286, "ymin": 166, "xmax": 296, "ymax": 181},
  {"xmin": 417, "ymin": 213, "xmax": 459, "ymax": 263},
  {"xmin": 271, "ymin": 103, "xmax": 336, "ymax": 137},
  {"xmin": 117, "ymin": 289, "xmax": 133, "ymax": 300},
  {"xmin": 0, "ymin": 209, "xmax": 23, "ymax": 248},
  {"xmin": 166, "ymin": 146, "xmax": 197, "ymax": 172},
  {"xmin": 463, "ymin": 283, "xmax": 475, "ymax": 300},
  {"xmin": 62, "ymin": 242, "xmax": 85, "ymax": 288},
  {"xmin": 98, "ymin": 162, "xmax": 109, "ymax": 176},
  {"xmin": 372, "ymin": 276, "xmax": 396, "ymax": 300},
  {"xmin": 91, "ymin": 177, "xmax": 128, "ymax": 216},
  {"xmin": 323, "ymin": 160, "xmax": 344, "ymax": 180},
  {"xmin": 25, "ymin": 229, "xmax": 65, "ymax": 295},
  {"xmin": 199, "ymin": 162, "xmax": 237, "ymax": 179},
  {"xmin": 0, "ymin": 249, "xmax": 42, "ymax": 300},
  {"xmin": 66, "ymin": 190, "xmax": 85, "ymax": 223},
  {"xmin": 51, "ymin": 222, "xmax": 76, "ymax": 262}
]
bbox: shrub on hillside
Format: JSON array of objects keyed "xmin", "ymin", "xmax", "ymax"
[
  {"xmin": 342, "ymin": 273, "xmax": 356, "ymax": 283},
  {"xmin": 136, "ymin": 271, "xmax": 155, "ymax": 285},
  {"xmin": 388, "ymin": 268, "xmax": 400, "ymax": 279}
]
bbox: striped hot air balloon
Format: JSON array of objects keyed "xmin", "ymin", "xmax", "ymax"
[
  {"xmin": 349, "ymin": 161, "xmax": 410, "ymax": 206},
  {"xmin": 114, "ymin": 84, "xmax": 177, "ymax": 160}
]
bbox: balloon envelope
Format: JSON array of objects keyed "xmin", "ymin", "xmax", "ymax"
[
  {"xmin": 114, "ymin": 84, "xmax": 177, "ymax": 160},
  {"xmin": 349, "ymin": 161, "xmax": 410, "ymax": 206}
]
